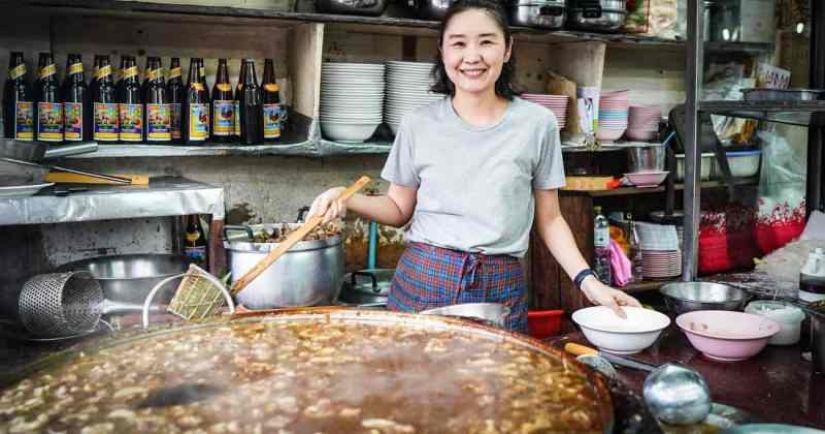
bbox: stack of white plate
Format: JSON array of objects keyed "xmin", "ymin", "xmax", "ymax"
[
  {"xmin": 320, "ymin": 62, "xmax": 385, "ymax": 143},
  {"xmin": 385, "ymin": 61, "xmax": 442, "ymax": 134},
  {"xmin": 642, "ymin": 250, "xmax": 682, "ymax": 279}
]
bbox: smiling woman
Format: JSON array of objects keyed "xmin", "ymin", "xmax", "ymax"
[{"xmin": 308, "ymin": 0, "xmax": 642, "ymax": 333}]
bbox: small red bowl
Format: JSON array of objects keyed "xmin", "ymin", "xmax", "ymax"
[{"xmin": 527, "ymin": 310, "xmax": 564, "ymax": 339}]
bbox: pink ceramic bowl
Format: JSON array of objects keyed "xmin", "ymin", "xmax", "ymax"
[
  {"xmin": 625, "ymin": 171, "xmax": 669, "ymax": 187},
  {"xmin": 676, "ymin": 311, "xmax": 780, "ymax": 362}
]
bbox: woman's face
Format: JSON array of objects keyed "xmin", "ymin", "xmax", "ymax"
[{"xmin": 441, "ymin": 9, "xmax": 511, "ymax": 97}]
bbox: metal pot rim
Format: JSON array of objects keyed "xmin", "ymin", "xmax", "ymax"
[
  {"xmin": 224, "ymin": 234, "xmax": 342, "ymax": 252},
  {"xmin": 56, "ymin": 253, "xmax": 192, "ymax": 281}
]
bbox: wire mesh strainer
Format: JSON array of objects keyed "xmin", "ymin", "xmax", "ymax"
[{"xmin": 19, "ymin": 272, "xmax": 103, "ymax": 338}]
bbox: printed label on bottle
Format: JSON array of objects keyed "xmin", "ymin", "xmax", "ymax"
[
  {"xmin": 14, "ymin": 101, "xmax": 34, "ymax": 141},
  {"xmin": 189, "ymin": 103, "xmax": 209, "ymax": 142},
  {"xmin": 68, "ymin": 63, "xmax": 84, "ymax": 76},
  {"xmin": 146, "ymin": 103, "xmax": 171, "ymax": 141},
  {"xmin": 184, "ymin": 246, "xmax": 207, "ymax": 264},
  {"xmin": 37, "ymin": 102, "xmax": 63, "ymax": 142},
  {"xmin": 94, "ymin": 102, "xmax": 119, "ymax": 141},
  {"xmin": 212, "ymin": 100, "xmax": 234, "ymax": 136},
  {"xmin": 97, "ymin": 65, "xmax": 113, "ymax": 80},
  {"xmin": 9, "ymin": 64, "xmax": 26, "ymax": 80},
  {"xmin": 263, "ymin": 103, "xmax": 282, "ymax": 139},
  {"xmin": 63, "ymin": 102, "xmax": 84, "ymax": 141},
  {"xmin": 233, "ymin": 99, "xmax": 241, "ymax": 136},
  {"xmin": 39, "ymin": 64, "xmax": 57, "ymax": 79},
  {"xmin": 121, "ymin": 66, "xmax": 139, "ymax": 80},
  {"xmin": 170, "ymin": 103, "xmax": 182, "ymax": 140},
  {"xmin": 264, "ymin": 83, "xmax": 279, "ymax": 92},
  {"xmin": 148, "ymin": 68, "xmax": 163, "ymax": 81},
  {"xmin": 192, "ymin": 83, "xmax": 205, "ymax": 92},
  {"xmin": 216, "ymin": 83, "xmax": 232, "ymax": 92},
  {"xmin": 118, "ymin": 103, "xmax": 143, "ymax": 141},
  {"xmin": 169, "ymin": 67, "xmax": 182, "ymax": 80}
]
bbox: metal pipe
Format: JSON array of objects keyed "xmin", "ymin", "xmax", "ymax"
[
  {"xmin": 682, "ymin": 0, "xmax": 704, "ymax": 281},
  {"xmin": 810, "ymin": 0, "xmax": 825, "ymax": 214}
]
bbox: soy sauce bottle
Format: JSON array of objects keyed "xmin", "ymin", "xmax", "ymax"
[
  {"xmin": 210, "ymin": 58, "xmax": 234, "ymax": 143},
  {"xmin": 182, "ymin": 58, "xmax": 210, "ymax": 144},
  {"xmin": 261, "ymin": 58, "xmax": 282, "ymax": 142},
  {"xmin": 239, "ymin": 59, "xmax": 263, "ymax": 145},
  {"xmin": 117, "ymin": 55, "xmax": 142, "ymax": 143},
  {"xmin": 36, "ymin": 52, "xmax": 63, "ymax": 143},
  {"xmin": 3, "ymin": 51, "xmax": 33, "ymax": 140},
  {"xmin": 62, "ymin": 54, "xmax": 92, "ymax": 142},
  {"xmin": 167, "ymin": 57, "xmax": 184, "ymax": 143},
  {"xmin": 145, "ymin": 57, "xmax": 171, "ymax": 143},
  {"xmin": 92, "ymin": 55, "xmax": 118, "ymax": 143}
]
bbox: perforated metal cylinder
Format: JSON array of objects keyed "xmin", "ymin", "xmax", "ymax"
[{"xmin": 19, "ymin": 272, "xmax": 103, "ymax": 337}]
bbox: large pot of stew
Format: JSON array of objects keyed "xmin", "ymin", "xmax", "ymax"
[{"xmin": 0, "ymin": 308, "xmax": 613, "ymax": 433}]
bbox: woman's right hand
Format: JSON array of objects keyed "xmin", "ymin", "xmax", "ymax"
[{"xmin": 307, "ymin": 187, "xmax": 347, "ymax": 223}]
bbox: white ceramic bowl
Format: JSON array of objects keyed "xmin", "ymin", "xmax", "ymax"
[
  {"xmin": 572, "ymin": 306, "xmax": 671, "ymax": 355},
  {"xmin": 676, "ymin": 153, "xmax": 715, "ymax": 181},
  {"xmin": 320, "ymin": 121, "xmax": 381, "ymax": 143}
]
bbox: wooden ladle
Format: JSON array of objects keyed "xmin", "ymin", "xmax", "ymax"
[{"xmin": 230, "ymin": 176, "xmax": 372, "ymax": 296}]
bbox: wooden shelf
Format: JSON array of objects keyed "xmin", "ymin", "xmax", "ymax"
[
  {"xmin": 10, "ymin": 0, "xmax": 775, "ymax": 52},
  {"xmin": 561, "ymin": 177, "xmax": 759, "ymax": 197}
]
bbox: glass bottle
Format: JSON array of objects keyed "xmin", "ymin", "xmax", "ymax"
[
  {"xmin": 210, "ymin": 58, "xmax": 234, "ymax": 142},
  {"xmin": 92, "ymin": 55, "xmax": 118, "ymax": 143},
  {"xmin": 167, "ymin": 57, "xmax": 184, "ymax": 144},
  {"xmin": 62, "ymin": 54, "xmax": 92, "ymax": 142},
  {"xmin": 144, "ymin": 57, "xmax": 171, "ymax": 143},
  {"xmin": 261, "ymin": 58, "xmax": 283, "ymax": 142},
  {"xmin": 117, "ymin": 55, "xmax": 143, "ymax": 143},
  {"xmin": 3, "ymin": 51, "xmax": 33, "ymax": 140},
  {"xmin": 239, "ymin": 59, "xmax": 263, "ymax": 145}
]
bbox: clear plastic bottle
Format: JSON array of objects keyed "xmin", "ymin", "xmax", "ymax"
[{"xmin": 593, "ymin": 206, "xmax": 612, "ymax": 285}]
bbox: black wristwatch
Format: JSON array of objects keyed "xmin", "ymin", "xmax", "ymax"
[{"xmin": 574, "ymin": 269, "xmax": 598, "ymax": 290}]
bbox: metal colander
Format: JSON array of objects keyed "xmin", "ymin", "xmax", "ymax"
[{"xmin": 18, "ymin": 272, "xmax": 103, "ymax": 338}]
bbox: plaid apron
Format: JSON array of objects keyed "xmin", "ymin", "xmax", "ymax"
[{"xmin": 387, "ymin": 242, "xmax": 528, "ymax": 333}]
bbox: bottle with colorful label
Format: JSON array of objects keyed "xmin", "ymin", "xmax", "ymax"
[
  {"xmin": 183, "ymin": 215, "xmax": 208, "ymax": 268},
  {"xmin": 144, "ymin": 57, "xmax": 171, "ymax": 143},
  {"xmin": 36, "ymin": 53, "xmax": 63, "ymax": 142},
  {"xmin": 92, "ymin": 55, "xmax": 118, "ymax": 142},
  {"xmin": 62, "ymin": 54, "xmax": 92, "ymax": 142},
  {"xmin": 261, "ymin": 58, "xmax": 282, "ymax": 141},
  {"xmin": 211, "ymin": 58, "xmax": 234, "ymax": 142},
  {"xmin": 116, "ymin": 56, "xmax": 143, "ymax": 143},
  {"xmin": 3, "ymin": 52, "xmax": 33, "ymax": 140},
  {"xmin": 167, "ymin": 57, "xmax": 184, "ymax": 144},
  {"xmin": 183, "ymin": 58, "xmax": 210, "ymax": 144}
]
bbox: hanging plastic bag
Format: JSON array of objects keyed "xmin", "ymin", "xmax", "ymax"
[{"xmin": 756, "ymin": 131, "xmax": 807, "ymax": 254}]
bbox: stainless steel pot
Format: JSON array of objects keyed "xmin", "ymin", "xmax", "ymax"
[
  {"xmin": 57, "ymin": 254, "xmax": 192, "ymax": 305},
  {"xmin": 224, "ymin": 224, "xmax": 344, "ymax": 309},
  {"xmin": 421, "ymin": 303, "xmax": 510, "ymax": 328},
  {"xmin": 337, "ymin": 269, "xmax": 393, "ymax": 306},
  {"xmin": 511, "ymin": 3, "xmax": 566, "ymax": 29},
  {"xmin": 315, "ymin": 0, "xmax": 389, "ymax": 16},
  {"xmin": 567, "ymin": 0, "xmax": 626, "ymax": 31},
  {"xmin": 628, "ymin": 145, "xmax": 666, "ymax": 173},
  {"xmin": 660, "ymin": 282, "xmax": 749, "ymax": 314}
]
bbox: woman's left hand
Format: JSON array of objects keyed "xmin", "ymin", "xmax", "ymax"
[{"xmin": 580, "ymin": 277, "xmax": 642, "ymax": 318}]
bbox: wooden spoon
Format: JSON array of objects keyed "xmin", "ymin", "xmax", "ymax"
[{"xmin": 230, "ymin": 176, "xmax": 371, "ymax": 296}]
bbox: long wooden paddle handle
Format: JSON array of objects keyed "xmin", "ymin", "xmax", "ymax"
[
  {"xmin": 565, "ymin": 342, "xmax": 599, "ymax": 356},
  {"xmin": 230, "ymin": 176, "xmax": 372, "ymax": 296}
]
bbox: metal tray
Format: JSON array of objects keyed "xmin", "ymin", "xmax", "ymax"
[{"xmin": 741, "ymin": 88, "xmax": 825, "ymax": 101}]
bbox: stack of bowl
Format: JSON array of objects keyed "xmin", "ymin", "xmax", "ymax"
[
  {"xmin": 596, "ymin": 90, "xmax": 629, "ymax": 142},
  {"xmin": 521, "ymin": 93, "xmax": 569, "ymax": 129},
  {"xmin": 384, "ymin": 61, "xmax": 442, "ymax": 135},
  {"xmin": 627, "ymin": 105, "xmax": 661, "ymax": 141},
  {"xmin": 320, "ymin": 62, "xmax": 385, "ymax": 143}
]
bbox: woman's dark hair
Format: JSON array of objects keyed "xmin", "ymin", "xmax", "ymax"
[{"xmin": 430, "ymin": 0, "xmax": 520, "ymax": 100}]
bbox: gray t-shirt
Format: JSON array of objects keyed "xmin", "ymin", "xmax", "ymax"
[{"xmin": 381, "ymin": 96, "xmax": 566, "ymax": 258}]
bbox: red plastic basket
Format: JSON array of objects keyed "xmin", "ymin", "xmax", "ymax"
[{"xmin": 527, "ymin": 310, "xmax": 564, "ymax": 339}]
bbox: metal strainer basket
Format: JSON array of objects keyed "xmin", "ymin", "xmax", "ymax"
[{"xmin": 19, "ymin": 272, "xmax": 103, "ymax": 338}]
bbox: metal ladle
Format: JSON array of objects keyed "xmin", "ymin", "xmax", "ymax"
[{"xmin": 566, "ymin": 343, "xmax": 712, "ymax": 425}]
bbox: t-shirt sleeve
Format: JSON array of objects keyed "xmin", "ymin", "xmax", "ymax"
[
  {"xmin": 381, "ymin": 119, "xmax": 420, "ymax": 188},
  {"xmin": 532, "ymin": 122, "xmax": 566, "ymax": 190}
]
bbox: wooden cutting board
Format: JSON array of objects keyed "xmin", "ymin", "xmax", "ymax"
[{"xmin": 45, "ymin": 172, "xmax": 149, "ymax": 185}]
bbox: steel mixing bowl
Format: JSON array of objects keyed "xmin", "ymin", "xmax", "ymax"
[{"xmin": 660, "ymin": 282, "xmax": 749, "ymax": 314}]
